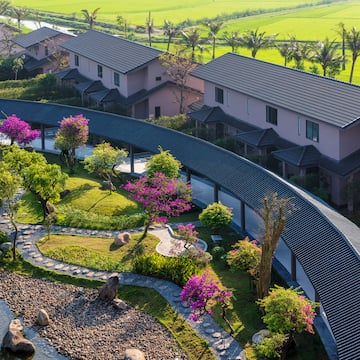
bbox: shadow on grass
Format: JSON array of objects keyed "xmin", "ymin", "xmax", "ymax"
[
  {"xmin": 60, "ymin": 183, "xmax": 96, "ymax": 204},
  {"xmin": 114, "ymin": 241, "xmax": 145, "ymax": 262},
  {"xmin": 87, "ymin": 193, "xmax": 111, "ymax": 212}
]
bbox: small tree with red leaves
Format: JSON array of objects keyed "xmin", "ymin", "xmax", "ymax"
[
  {"xmin": 180, "ymin": 270, "xmax": 234, "ymax": 333},
  {"xmin": 54, "ymin": 114, "xmax": 89, "ymax": 173},
  {"xmin": 0, "ymin": 114, "xmax": 40, "ymax": 145},
  {"xmin": 257, "ymin": 285, "xmax": 318, "ymax": 359},
  {"xmin": 123, "ymin": 173, "xmax": 192, "ymax": 238}
]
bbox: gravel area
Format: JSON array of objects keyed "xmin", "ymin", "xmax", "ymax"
[{"xmin": 0, "ymin": 272, "xmax": 188, "ymax": 360}]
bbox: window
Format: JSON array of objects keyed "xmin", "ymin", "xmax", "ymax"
[
  {"xmin": 114, "ymin": 72, "xmax": 120, "ymax": 86},
  {"xmin": 97, "ymin": 65, "xmax": 103, "ymax": 78},
  {"xmin": 155, "ymin": 106, "xmax": 161, "ymax": 119},
  {"xmin": 247, "ymin": 98, "xmax": 250, "ymax": 115},
  {"xmin": 215, "ymin": 87, "xmax": 224, "ymax": 104},
  {"xmin": 306, "ymin": 120, "xmax": 319, "ymax": 142},
  {"xmin": 75, "ymin": 55, "xmax": 79, "ymax": 66},
  {"xmin": 266, "ymin": 105, "xmax": 278, "ymax": 125},
  {"xmin": 297, "ymin": 116, "xmax": 301, "ymax": 136},
  {"xmin": 155, "ymin": 76, "xmax": 162, "ymax": 81},
  {"xmin": 45, "ymin": 46, "xmax": 49, "ymax": 56}
]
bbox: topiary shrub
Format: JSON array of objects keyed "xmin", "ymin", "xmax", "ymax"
[
  {"xmin": 211, "ymin": 246, "xmax": 225, "ymax": 260},
  {"xmin": 199, "ymin": 201, "xmax": 233, "ymax": 232},
  {"xmin": 133, "ymin": 253, "xmax": 200, "ymax": 286}
]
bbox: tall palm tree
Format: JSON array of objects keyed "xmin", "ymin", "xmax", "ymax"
[
  {"xmin": 81, "ymin": 8, "xmax": 100, "ymax": 29},
  {"xmin": 223, "ymin": 31, "xmax": 240, "ymax": 53},
  {"xmin": 345, "ymin": 26, "xmax": 360, "ymax": 83},
  {"xmin": 12, "ymin": 7, "xmax": 29, "ymax": 29},
  {"xmin": 146, "ymin": 11, "xmax": 154, "ymax": 47},
  {"xmin": 204, "ymin": 21, "xmax": 222, "ymax": 59},
  {"xmin": 239, "ymin": 28, "xmax": 278, "ymax": 58},
  {"xmin": 311, "ymin": 38, "xmax": 342, "ymax": 77},
  {"xmin": 334, "ymin": 22, "xmax": 346, "ymax": 70},
  {"xmin": 182, "ymin": 29, "xmax": 203, "ymax": 61},
  {"xmin": 163, "ymin": 20, "xmax": 180, "ymax": 52}
]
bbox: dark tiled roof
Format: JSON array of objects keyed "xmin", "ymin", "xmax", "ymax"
[
  {"xmin": 189, "ymin": 106, "xmax": 256, "ymax": 132},
  {"xmin": 13, "ymin": 27, "xmax": 65, "ymax": 48},
  {"xmin": 89, "ymin": 88, "xmax": 121, "ymax": 103},
  {"xmin": 320, "ymin": 148, "xmax": 360, "ymax": 176},
  {"xmin": 236, "ymin": 128, "xmax": 280, "ymax": 147},
  {"xmin": 272, "ymin": 145, "xmax": 322, "ymax": 167},
  {"xmin": 188, "ymin": 99, "xmax": 204, "ymax": 112},
  {"xmin": 55, "ymin": 68, "xmax": 89, "ymax": 83},
  {"xmin": 191, "ymin": 53, "xmax": 360, "ymax": 129},
  {"xmin": 0, "ymin": 99, "xmax": 359, "ymax": 360},
  {"xmin": 74, "ymin": 80, "xmax": 105, "ymax": 94},
  {"xmin": 22, "ymin": 55, "xmax": 49, "ymax": 71},
  {"xmin": 61, "ymin": 29, "xmax": 162, "ymax": 74}
]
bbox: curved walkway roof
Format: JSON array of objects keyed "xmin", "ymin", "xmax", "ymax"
[{"xmin": 0, "ymin": 99, "xmax": 359, "ymax": 360}]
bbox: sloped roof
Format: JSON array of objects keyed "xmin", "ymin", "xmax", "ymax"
[
  {"xmin": 55, "ymin": 68, "xmax": 89, "ymax": 83},
  {"xmin": 273, "ymin": 145, "xmax": 322, "ymax": 167},
  {"xmin": 236, "ymin": 128, "xmax": 280, "ymax": 147},
  {"xmin": 23, "ymin": 55, "xmax": 49, "ymax": 71},
  {"xmin": 74, "ymin": 80, "xmax": 105, "ymax": 94},
  {"xmin": 61, "ymin": 29, "xmax": 162, "ymax": 74},
  {"xmin": 13, "ymin": 26, "xmax": 65, "ymax": 48},
  {"xmin": 189, "ymin": 106, "xmax": 256, "ymax": 132},
  {"xmin": 0, "ymin": 99, "xmax": 359, "ymax": 359},
  {"xmin": 191, "ymin": 53, "xmax": 360, "ymax": 129},
  {"xmin": 320, "ymin": 148, "xmax": 360, "ymax": 176},
  {"xmin": 89, "ymin": 88, "xmax": 121, "ymax": 103}
]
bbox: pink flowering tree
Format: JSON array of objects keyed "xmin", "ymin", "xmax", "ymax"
[
  {"xmin": 180, "ymin": 270, "xmax": 234, "ymax": 333},
  {"xmin": 177, "ymin": 223, "xmax": 198, "ymax": 249},
  {"xmin": 0, "ymin": 114, "xmax": 40, "ymax": 145},
  {"xmin": 257, "ymin": 285, "xmax": 318, "ymax": 359},
  {"xmin": 123, "ymin": 172, "xmax": 192, "ymax": 238},
  {"xmin": 54, "ymin": 114, "xmax": 89, "ymax": 172}
]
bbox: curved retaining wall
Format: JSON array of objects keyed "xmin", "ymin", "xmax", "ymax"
[{"xmin": 0, "ymin": 99, "xmax": 359, "ymax": 360}]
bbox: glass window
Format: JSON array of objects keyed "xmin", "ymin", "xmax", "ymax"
[
  {"xmin": 155, "ymin": 76, "xmax": 162, "ymax": 81},
  {"xmin": 97, "ymin": 65, "xmax": 103, "ymax": 78},
  {"xmin": 215, "ymin": 87, "xmax": 224, "ymax": 104},
  {"xmin": 75, "ymin": 55, "xmax": 79, "ymax": 66},
  {"xmin": 45, "ymin": 46, "xmax": 49, "ymax": 56},
  {"xmin": 306, "ymin": 120, "xmax": 319, "ymax": 142},
  {"xmin": 297, "ymin": 116, "xmax": 301, "ymax": 136},
  {"xmin": 266, "ymin": 105, "xmax": 278, "ymax": 125},
  {"xmin": 114, "ymin": 72, "xmax": 120, "ymax": 86}
]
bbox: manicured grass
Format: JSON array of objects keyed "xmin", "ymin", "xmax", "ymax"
[{"xmin": 37, "ymin": 232, "xmax": 159, "ymax": 272}]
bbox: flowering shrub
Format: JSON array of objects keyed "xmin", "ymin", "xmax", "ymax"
[
  {"xmin": 183, "ymin": 247, "xmax": 212, "ymax": 267},
  {"xmin": 123, "ymin": 173, "xmax": 192, "ymax": 237},
  {"xmin": 177, "ymin": 223, "xmax": 198, "ymax": 249},
  {"xmin": 227, "ymin": 237, "xmax": 261, "ymax": 279},
  {"xmin": 199, "ymin": 201, "xmax": 233, "ymax": 231},
  {"xmin": 180, "ymin": 270, "xmax": 233, "ymax": 332},
  {"xmin": 0, "ymin": 114, "xmax": 40, "ymax": 145}
]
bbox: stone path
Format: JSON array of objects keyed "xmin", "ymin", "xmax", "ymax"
[{"xmin": 0, "ymin": 216, "xmax": 245, "ymax": 360}]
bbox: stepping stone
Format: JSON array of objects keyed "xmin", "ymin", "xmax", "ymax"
[
  {"xmin": 54, "ymin": 264, "xmax": 65, "ymax": 270},
  {"xmin": 62, "ymin": 266, "xmax": 70, "ymax": 272},
  {"xmin": 216, "ymin": 343, "xmax": 230, "ymax": 351},
  {"xmin": 22, "ymin": 246, "xmax": 31, "ymax": 250},
  {"xmin": 45, "ymin": 262, "xmax": 55, "ymax": 268},
  {"xmin": 86, "ymin": 272, "xmax": 95, "ymax": 277},
  {"xmin": 82, "ymin": 269, "xmax": 89, "ymax": 274},
  {"xmin": 35, "ymin": 257, "xmax": 43, "ymax": 263},
  {"xmin": 73, "ymin": 269, "xmax": 81, "ymax": 275},
  {"xmin": 205, "ymin": 328, "xmax": 215, "ymax": 334},
  {"xmin": 212, "ymin": 332, "xmax": 222, "ymax": 338}
]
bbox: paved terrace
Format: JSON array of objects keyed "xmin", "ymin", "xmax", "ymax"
[{"xmin": 0, "ymin": 99, "xmax": 359, "ymax": 360}]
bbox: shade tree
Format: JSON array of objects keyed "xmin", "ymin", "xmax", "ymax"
[
  {"xmin": 54, "ymin": 114, "xmax": 89, "ymax": 173},
  {"xmin": 83, "ymin": 141, "xmax": 128, "ymax": 192},
  {"xmin": 0, "ymin": 114, "xmax": 40, "ymax": 145},
  {"xmin": 123, "ymin": 173, "xmax": 192, "ymax": 238}
]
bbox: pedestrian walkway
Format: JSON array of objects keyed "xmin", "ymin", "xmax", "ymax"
[{"xmin": 0, "ymin": 216, "xmax": 245, "ymax": 360}]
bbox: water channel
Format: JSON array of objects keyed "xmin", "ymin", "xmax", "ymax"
[{"xmin": 0, "ymin": 301, "xmax": 67, "ymax": 359}]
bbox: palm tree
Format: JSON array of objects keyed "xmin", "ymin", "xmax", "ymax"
[
  {"xmin": 277, "ymin": 41, "xmax": 293, "ymax": 66},
  {"xmin": 163, "ymin": 20, "xmax": 180, "ymax": 52},
  {"xmin": 239, "ymin": 28, "xmax": 278, "ymax": 58},
  {"xmin": 81, "ymin": 8, "xmax": 101, "ymax": 29},
  {"xmin": 182, "ymin": 29, "xmax": 204, "ymax": 61},
  {"xmin": 0, "ymin": 1, "xmax": 11, "ymax": 15},
  {"xmin": 146, "ymin": 11, "xmax": 154, "ymax": 47},
  {"xmin": 288, "ymin": 37, "xmax": 310, "ymax": 70},
  {"xmin": 334, "ymin": 22, "xmax": 346, "ymax": 70},
  {"xmin": 223, "ymin": 31, "xmax": 240, "ymax": 53},
  {"xmin": 346, "ymin": 26, "xmax": 360, "ymax": 83},
  {"xmin": 116, "ymin": 15, "xmax": 128, "ymax": 38},
  {"xmin": 204, "ymin": 21, "xmax": 223, "ymax": 59},
  {"xmin": 12, "ymin": 7, "xmax": 29, "ymax": 29},
  {"xmin": 311, "ymin": 37, "xmax": 342, "ymax": 77}
]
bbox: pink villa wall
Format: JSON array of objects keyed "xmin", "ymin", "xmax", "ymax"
[{"xmin": 203, "ymin": 82, "xmax": 347, "ymax": 161}]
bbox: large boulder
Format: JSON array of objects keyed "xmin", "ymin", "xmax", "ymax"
[
  {"xmin": 2, "ymin": 319, "xmax": 36, "ymax": 355},
  {"xmin": 37, "ymin": 309, "xmax": 50, "ymax": 326},
  {"xmin": 0, "ymin": 242, "xmax": 12, "ymax": 251},
  {"xmin": 98, "ymin": 275, "xmax": 119, "ymax": 301},
  {"xmin": 60, "ymin": 189, "xmax": 71, "ymax": 199},
  {"xmin": 124, "ymin": 348, "xmax": 145, "ymax": 360},
  {"xmin": 101, "ymin": 181, "xmax": 116, "ymax": 191},
  {"xmin": 252, "ymin": 329, "xmax": 271, "ymax": 344},
  {"xmin": 113, "ymin": 232, "xmax": 131, "ymax": 247}
]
